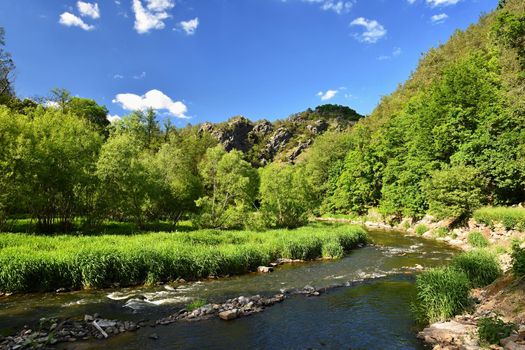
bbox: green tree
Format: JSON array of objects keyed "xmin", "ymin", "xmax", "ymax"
[
  {"xmin": 0, "ymin": 27, "xmax": 15, "ymax": 105},
  {"xmin": 259, "ymin": 163, "xmax": 314, "ymax": 228},
  {"xmin": 66, "ymin": 97, "xmax": 110, "ymax": 134},
  {"xmin": 96, "ymin": 133, "xmax": 156, "ymax": 226},
  {"xmin": 423, "ymin": 166, "xmax": 487, "ymax": 221},
  {"xmin": 195, "ymin": 146, "xmax": 258, "ymax": 229}
]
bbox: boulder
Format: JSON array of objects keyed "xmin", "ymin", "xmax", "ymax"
[
  {"xmin": 257, "ymin": 266, "xmax": 274, "ymax": 273},
  {"xmin": 219, "ymin": 309, "xmax": 239, "ymax": 321}
]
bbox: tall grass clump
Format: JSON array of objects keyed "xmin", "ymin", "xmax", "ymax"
[
  {"xmin": 0, "ymin": 224, "xmax": 367, "ymax": 293},
  {"xmin": 467, "ymin": 231, "xmax": 489, "ymax": 248},
  {"xmin": 415, "ymin": 224, "xmax": 429, "ymax": 236},
  {"xmin": 511, "ymin": 241, "xmax": 525, "ymax": 277},
  {"xmin": 450, "ymin": 249, "xmax": 501, "ymax": 288},
  {"xmin": 413, "ymin": 267, "xmax": 470, "ymax": 323},
  {"xmin": 473, "ymin": 207, "xmax": 525, "ymax": 231}
]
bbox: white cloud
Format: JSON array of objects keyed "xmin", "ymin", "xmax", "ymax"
[
  {"xmin": 377, "ymin": 47, "xmax": 402, "ymax": 61},
  {"xmin": 300, "ymin": 0, "xmax": 354, "ymax": 14},
  {"xmin": 426, "ymin": 0, "xmax": 460, "ymax": 7},
  {"xmin": 59, "ymin": 12, "xmax": 95, "ymax": 31},
  {"xmin": 113, "ymin": 74, "xmax": 124, "ymax": 79},
  {"xmin": 113, "ymin": 89, "xmax": 189, "ymax": 118},
  {"xmin": 317, "ymin": 89, "xmax": 338, "ymax": 101},
  {"xmin": 77, "ymin": 1, "xmax": 100, "ymax": 19},
  {"xmin": 350, "ymin": 17, "xmax": 387, "ymax": 43},
  {"xmin": 107, "ymin": 114, "xmax": 122, "ymax": 123},
  {"xmin": 407, "ymin": 0, "xmax": 417, "ymax": 3},
  {"xmin": 133, "ymin": 71, "xmax": 147, "ymax": 79},
  {"xmin": 431, "ymin": 13, "xmax": 448, "ymax": 23},
  {"xmin": 132, "ymin": 0, "xmax": 174, "ymax": 34},
  {"xmin": 179, "ymin": 17, "xmax": 199, "ymax": 35},
  {"xmin": 43, "ymin": 100, "xmax": 60, "ymax": 108}
]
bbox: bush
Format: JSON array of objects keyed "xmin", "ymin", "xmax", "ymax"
[
  {"xmin": 450, "ymin": 250, "xmax": 501, "ymax": 288},
  {"xmin": 467, "ymin": 231, "xmax": 489, "ymax": 248},
  {"xmin": 416, "ymin": 224, "xmax": 429, "ymax": 236},
  {"xmin": 473, "ymin": 207, "xmax": 525, "ymax": 231},
  {"xmin": 478, "ymin": 316, "xmax": 517, "ymax": 345},
  {"xmin": 511, "ymin": 241, "xmax": 525, "ymax": 276},
  {"xmin": 413, "ymin": 267, "xmax": 471, "ymax": 323}
]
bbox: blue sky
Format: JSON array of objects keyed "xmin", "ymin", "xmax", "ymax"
[{"xmin": 0, "ymin": 0, "xmax": 497, "ymax": 125}]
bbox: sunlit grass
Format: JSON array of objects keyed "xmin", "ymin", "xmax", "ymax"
[{"xmin": 0, "ymin": 224, "xmax": 367, "ymax": 293}]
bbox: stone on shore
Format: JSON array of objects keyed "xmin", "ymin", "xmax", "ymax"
[{"xmin": 219, "ymin": 309, "xmax": 240, "ymax": 321}]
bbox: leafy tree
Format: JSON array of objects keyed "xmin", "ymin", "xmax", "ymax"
[
  {"xmin": 259, "ymin": 163, "xmax": 315, "ymax": 228},
  {"xmin": 423, "ymin": 166, "xmax": 487, "ymax": 221},
  {"xmin": 67, "ymin": 97, "xmax": 110, "ymax": 134},
  {"xmin": 96, "ymin": 133, "xmax": 155, "ymax": 226},
  {"xmin": 112, "ymin": 109, "xmax": 162, "ymax": 150},
  {"xmin": 0, "ymin": 27, "xmax": 15, "ymax": 105},
  {"xmin": 195, "ymin": 146, "xmax": 258, "ymax": 229}
]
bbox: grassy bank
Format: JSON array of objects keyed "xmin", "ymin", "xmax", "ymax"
[
  {"xmin": 473, "ymin": 207, "xmax": 525, "ymax": 231},
  {"xmin": 0, "ymin": 224, "xmax": 367, "ymax": 293}
]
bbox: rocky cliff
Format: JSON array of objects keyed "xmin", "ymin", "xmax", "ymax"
[{"xmin": 198, "ymin": 104, "xmax": 363, "ymax": 166}]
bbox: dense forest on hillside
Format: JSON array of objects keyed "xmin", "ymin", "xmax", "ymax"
[{"xmin": 0, "ymin": 0, "xmax": 523, "ymax": 233}]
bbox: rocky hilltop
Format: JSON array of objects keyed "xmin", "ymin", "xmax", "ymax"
[{"xmin": 198, "ymin": 104, "xmax": 363, "ymax": 166}]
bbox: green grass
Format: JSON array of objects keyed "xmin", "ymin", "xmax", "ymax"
[
  {"xmin": 467, "ymin": 231, "xmax": 489, "ymax": 248},
  {"xmin": 450, "ymin": 249, "xmax": 501, "ymax": 288},
  {"xmin": 187, "ymin": 299, "xmax": 207, "ymax": 312},
  {"xmin": 435, "ymin": 227, "xmax": 449, "ymax": 238},
  {"xmin": 0, "ymin": 224, "xmax": 367, "ymax": 293},
  {"xmin": 473, "ymin": 206, "xmax": 525, "ymax": 231},
  {"xmin": 413, "ymin": 267, "xmax": 471, "ymax": 323},
  {"xmin": 415, "ymin": 224, "xmax": 429, "ymax": 236},
  {"xmin": 511, "ymin": 240, "xmax": 525, "ymax": 277}
]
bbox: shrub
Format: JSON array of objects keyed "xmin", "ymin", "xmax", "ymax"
[
  {"xmin": 478, "ymin": 316, "xmax": 517, "ymax": 345},
  {"xmin": 450, "ymin": 250, "xmax": 501, "ymax": 288},
  {"xmin": 416, "ymin": 224, "xmax": 429, "ymax": 236},
  {"xmin": 467, "ymin": 231, "xmax": 489, "ymax": 248},
  {"xmin": 511, "ymin": 241, "xmax": 525, "ymax": 276},
  {"xmin": 413, "ymin": 267, "xmax": 470, "ymax": 323}
]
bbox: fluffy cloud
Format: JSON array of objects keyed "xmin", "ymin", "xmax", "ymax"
[
  {"xmin": 431, "ymin": 13, "xmax": 448, "ymax": 23},
  {"xmin": 317, "ymin": 89, "xmax": 338, "ymax": 101},
  {"xmin": 426, "ymin": 0, "xmax": 460, "ymax": 7},
  {"xmin": 179, "ymin": 17, "xmax": 199, "ymax": 35},
  {"xmin": 77, "ymin": 1, "xmax": 100, "ymax": 19},
  {"xmin": 132, "ymin": 0, "xmax": 174, "ymax": 34},
  {"xmin": 350, "ymin": 17, "xmax": 387, "ymax": 43},
  {"xmin": 113, "ymin": 89, "xmax": 189, "ymax": 118},
  {"xmin": 107, "ymin": 114, "xmax": 122, "ymax": 123},
  {"xmin": 378, "ymin": 47, "xmax": 402, "ymax": 60},
  {"xmin": 59, "ymin": 12, "xmax": 94, "ymax": 31}
]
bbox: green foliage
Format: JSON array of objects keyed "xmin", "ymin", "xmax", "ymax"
[
  {"xmin": 0, "ymin": 224, "xmax": 367, "ymax": 292},
  {"xmin": 187, "ymin": 299, "xmax": 207, "ymax": 312},
  {"xmin": 423, "ymin": 166, "xmax": 486, "ymax": 220},
  {"xmin": 467, "ymin": 231, "xmax": 489, "ymax": 248},
  {"xmin": 435, "ymin": 227, "xmax": 449, "ymax": 238},
  {"xmin": 450, "ymin": 249, "xmax": 501, "ymax": 288},
  {"xmin": 0, "ymin": 27, "xmax": 15, "ymax": 105},
  {"xmin": 478, "ymin": 316, "xmax": 517, "ymax": 345},
  {"xmin": 413, "ymin": 267, "xmax": 471, "ymax": 323},
  {"xmin": 259, "ymin": 163, "xmax": 315, "ymax": 228},
  {"xmin": 473, "ymin": 207, "xmax": 525, "ymax": 231},
  {"xmin": 415, "ymin": 224, "xmax": 429, "ymax": 236},
  {"xmin": 195, "ymin": 146, "xmax": 259, "ymax": 229},
  {"xmin": 321, "ymin": 239, "xmax": 345, "ymax": 259},
  {"xmin": 511, "ymin": 241, "xmax": 525, "ymax": 276}
]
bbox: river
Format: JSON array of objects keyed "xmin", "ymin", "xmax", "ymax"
[{"xmin": 0, "ymin": 228, "xmax": 458, "ymax": 349}]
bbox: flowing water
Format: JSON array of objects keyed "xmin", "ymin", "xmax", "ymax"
[{"xmin": 0, "ymin": 228, "xmax": 458, "ymax": 349}]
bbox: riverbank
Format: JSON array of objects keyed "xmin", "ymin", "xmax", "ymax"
[
  {"xmin": 318, "ymin": 213, "xmax": 525, "ymax": 350},
  {"xmin": 0, "ymin": 224, "xmax": 367, "ymax": 294}
]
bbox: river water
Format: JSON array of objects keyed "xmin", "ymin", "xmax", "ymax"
[{"xmin": 0, "ymin": 228, "xmax": 458, "ymax": 349}]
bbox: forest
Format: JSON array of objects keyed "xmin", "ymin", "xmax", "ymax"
[{"xmin": 0, "ymin": 0, "xmax": 524, "ymax": 234}]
